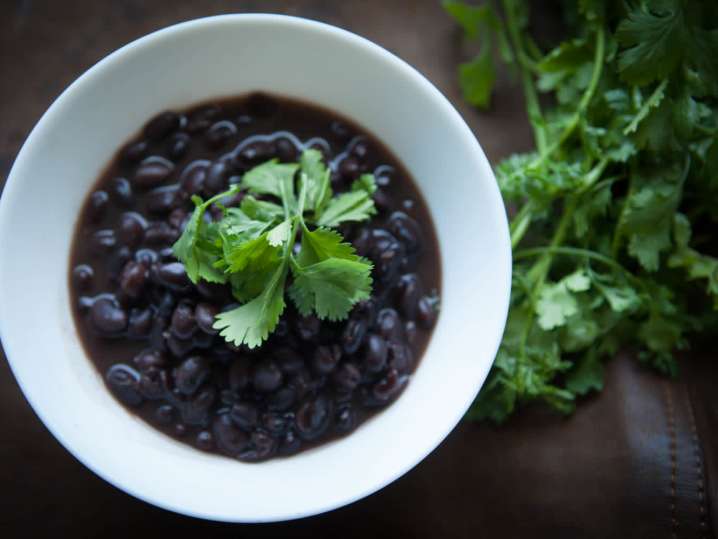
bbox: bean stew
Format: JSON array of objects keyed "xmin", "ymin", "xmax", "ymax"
[{"xmin": 70, "ymin": 93, "xmax": 441, "ymax": 462}]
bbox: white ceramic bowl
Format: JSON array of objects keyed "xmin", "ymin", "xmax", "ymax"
[{"xmin": 0, "ymin": 14, "xmax": 510, "ymax": 522}]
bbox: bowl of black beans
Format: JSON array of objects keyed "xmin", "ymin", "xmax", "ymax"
[{"xmin": 0, "ymin": 15, "xmax": 511, "ymax": 521}]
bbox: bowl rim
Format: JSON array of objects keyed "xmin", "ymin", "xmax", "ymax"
[{"xmin": 0, "ymin": 13, "xmax": 511, "ymax": 522}]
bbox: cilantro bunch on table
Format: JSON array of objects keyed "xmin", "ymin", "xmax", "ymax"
[
  {"xmin": 172, "ymin": 149, "xmax": 376, "ymax": 348},
  {"xmin": 445, "ymin": 0, "xmax": 718, "ymax": 422}
]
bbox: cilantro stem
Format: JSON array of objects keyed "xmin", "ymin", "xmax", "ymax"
[{"xmin": 510, "ymin": 201, "xmax": 533, "ymax": 248}]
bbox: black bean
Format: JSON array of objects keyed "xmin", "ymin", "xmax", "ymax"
[
  {"xmin": 166, "ymin": 333, "xmax": 194, "ymax": 358},
  {"xmin": 193, "ymin": 329, "xmax": 215, "ymax": 349},
  {"xmin": 90, "ymin": 229, "xmax": 116, "ymax": 255},
  {"xmin": 144, "ymin": 222, "xmax": 179, "ymax": 245},
  {"xmin": 372, "ymin": 368, "xmax": 408, "ymax": 403},
  {"xmin": 275, "ymin": 347, "xmax": 304, "ymax": 375},
  {"xmin": 149, "ymin": 316, "xmax": 168, "ymax": 352},
  {"xmin": 118, "ymin": 212, "xmax": 147, "ymax": 248},
  {"xmin": 195, "ymin": 303, "xmax": 219, "ymax": 335},
  {"xmin": 146, "ymin": 185, "xmax": 181, "ymax": 214},
  {"xmin": 388, "ymin": 342, "xmax": 414, "ymax": 373},
  {"xmin": 335, "ymin": 405, "xmax": 355, "ymax": 434},
  {"xmin": 134, "ymin": 248, "xmax": 158, "ymax": 267},
  {"xmin": 275, "ymin": 136, "xmax": 298, "ymax": 162},
  {"xmin": 351, "ymin": 140, "xmax": 369, "ymax": 160},
  {"xmin": 364, "ymin": 333, "xmax": 388, "ymax": 373},
  {"xmin": 352, "ymin": 228, "xmax": 371, "ymax": 256},
  {"xmin": 312, "ymin": 345, "xmax": 341, "ymax": 374},
  {"xmin": 228, "ymin": 359, "xmax": 251, "ymax": 393},
  {"xmin": 377, "ymin": 308, "xmax": 405, "ymax": 343},
  {"xmin": 127, "ymin": 308, "xmax": 153, "ymax": 339},
  {"xmin": 196, "ymin": 430, "xmax": 214, "ymax": 451},
  {"xmin": 123, "ymin": 141, "xmax": 148, "ymax": 163},
  {"xmin": 168, "ymin": 133, "xmax": 191, "ymax": 161},
  {"xmin": 295, "ymin": 394, "xmax": 332, "ymax": 441},
  {"xmin": 106, "ymin": 364, "xmax": 143, "ymax": 407},
  {"xmin": 405, "ymin": 320, "xmax": 418, "ymax": 346},
  {"xmin": 108, "ymin": 247, "xmax": 132, "ymax": 279},
  {"xmin": 262, "ymin": 412, "xmax": 289, "ymax": 436},
  {"xmin": 230, "ymin": 401, "xmax": 259, "ymax": 430},
  {"xmin": 330, "ymin": 120, "xmax": 351, "ymax": 141},
  {"xmin": 154, "ymin": 290, "xmax": 176, "ymax": 318},
  {"xmin": 373, "ymin": 188, "xmax": 392, "ymax": 213},
  {"xmin": 388, "ymin": 211, "xmax": 422, "ymax": 253},
  {"xmin": 417, "ymin": 296, "xmax": 438, "ymax": 329},
  {"xmin": 213, "ymin": 414, "xmax": 249, "ymax": 456},
  {"xmin": 295, "ymin": 315, "xmax": 321, "ymax": 341},
  {"xmin": 133, "ymin": 157, "xmax": 174, "ymax": 188},
  {"xmin": 397, "ymin": 273, "xmax": 423, "ymax": 320},
  {"xmin": 90, "ymin": 297, "xmax": 127, "ymax": 334},
  {"xmin": 203, "ymin": 161, "xmax": 229, "ymax": 195},
  {"xmin": 175, "ymin": 423, "xmax": 188, "ymax": 437},
  {"xmin": 253, "ymin": 360, "xmax": 283, "ymax": 392},
  {"xmin": 139, "ymin": 367, "xmax": 168, "ymax": 400},
  {"xmin": 338, "ymin": 156, "xmax": 360, "ymax": 181},
  {"xmin": 289, "ymin": 369, "xmax": 314, "ymax": 400},
  {"xmin": 155, "ymin": 262, "xmax": 190, "ymax": 290},
  {"xmin": 158, "ymin": 246, "xmax": 175, "ymax": 261},
  {"xmin": 112, "ymin": 177, "xmax": 133, "ymax": 206},
  {"xmin": 206, "ymin": 120, "xmax": 237, "ymax": 149},
  {"xmin": 72, "ymin": 264, "xmax": 94, "ymax": 291},
  {"xmin": 155, "ymin": 404, "xmax": 174, "ymax": 424},
  {"xmin": 267, "ymin": 386, "xmax": 296, "ymax": 412},
  {"xmin": 182, "ymin": 386, "xmax": 216, "ymax": 425},
  {"xmin": 171, "ymin": 301, "xmax": 197, "ymax": 339},
  {"xmin": 174, "ymin": 356, "xmax": 209, "ymax": 396},
  {"xmin": 133, "ymin": 348, "xmax": 166, "ymax": 371},
  {"xmin": 119, "ymin": 261, "xmax": 149, "ymax": 299},
  {"xmin": 333, "ymin": 362, "xmax": 361, "ymax": 391},
  {"xmin": 168, "ymin": 208, "xmax": 188, "ymax": 230},
  {"xmin": 239, "ymin": 430, "xmax": 278, "ymax": 462},
  {"xmin": 179, "ymin": 161, "xmax": 208, "ymax": 195},
  {"xmin": 278, "ymin": 429, "xmax": 301, "ymax": 455},
  {"xmin": 186, "ymin": 105, "xmax": 221, "ymax": 133},
  {"xmin": 87, "ymin": 190, "xmax": 109, "ymax": 223},
  {"xmin": 144, "ymin": 111, "xmax": 180, "ymax": 141},
  {"xmin": 238, "ymin": 141, "xmax": 275, "ymax": 165},
  {"xmin": 342, "ymin": 317, "xmax": 367, "ymax": 355},
  {"xmin": 77, "ymin": 296, "xmax": 94, "ymax": 312}
]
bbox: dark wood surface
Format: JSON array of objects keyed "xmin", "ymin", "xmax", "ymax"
[{"xmin": 4, "ymin": 2, "xmax": 713, "ymax": 538}]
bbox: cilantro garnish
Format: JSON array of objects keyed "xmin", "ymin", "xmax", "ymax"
[
  {"xmin": 446, "ymin": 0, "xmax": 718, "ymax": 422},
  {"xmin": 172, "ymin": 149, "xmax": 376, "ymax": 348}
]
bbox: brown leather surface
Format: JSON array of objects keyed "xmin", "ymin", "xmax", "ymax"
[{"xmin": 0, "ymin": 1, "xmax": 715, "ymax": 537}]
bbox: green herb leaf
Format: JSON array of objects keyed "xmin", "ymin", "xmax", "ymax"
[{"xmin": 316, "ymin": 174, "xmax": 377, "ymax": 227}]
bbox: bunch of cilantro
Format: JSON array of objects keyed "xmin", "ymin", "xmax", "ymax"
[
  {"xmin": 445, "ymin": 0, "xmax": 718, "ymax": 422},
  {"xmin": 172, "ymin": 149, "xmax": 377, "ymax": 348}
]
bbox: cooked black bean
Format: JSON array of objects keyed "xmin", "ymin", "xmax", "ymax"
[
  {"xmin": 144, "ymin": 221, "xmax": 179, "ymax": 245},
  {"xmin": 417, "ymin": 296, "xmax": 438, "ymax": 329},
  {"xmin": 194, "ymin": 303, "xmax": 219, "ymax": 335},
  {"xmin": 342, "ymin": 317, "xmax": 367, "ymax": 355},
  {"xmin": 213, "ymin": 414, "xmax": 248, "ymax": 456},
  {"xmin": 364, "ymin": 333, "xmax": 388, "ymax": 373},
  {"xmin": 123, "ymin": 141, "xmax": 148, "ymax": 163},
  {"xmin": 144, "ymin": 111, "xmax": 180, "ymax": 141},
  {"xmin": 196, "ymin": 430, "xmax": 214, "ymax": 451},
  {"xmin": 171, "ymin": 301, "xmax": 197, "ymax": 339},
  {"xmin": 333, "ymin": 362, "xmax": 361, "ymax": 391},
  {"xmin": 295, "ymin": 394, "xmax": 331, "ymax": 441},
  {"xmin": 253, "ymin": 360, "xmax": 283, "ymax": 393},
  {"xmin": 90, "ymin": 297, "xmax": 127, "ymax": 334},
  {"xmin": 206, "ymin": 120, "xmax": 237, "ymax": 148},
  {"xmin": 112, "ymin": 177, "xmax": 133, "ymax": 206},
  {"xmin": 168, "ymin": 133, "xmax": 191, "ymax": 160},
  {"xmin": 71, "ymin": 94, "xmax": 440, "ymax": 462},
  {"xmin": 155, "ymin": 262, "xmax": 190, "ymax": 290},
  {"xmin": 119, "ymin": 261, "xmax": 149, "ymax": 299},
  {"xmin": 377, "ymin": 308, "xmax": 405, "ymax": 343},
  {"xmin": 118, "ymin": 212, "xmax": 147, "ymax": 247},
  {"xmin": 72, "ymin": 264, "xmax": 94, "ymax": 291},
  {"xmin": 90, "ymin": 229, "xmax": 116, "ymax": 255},
  {"xmin": 106, "ymin": 364, "xmax": 142, "ymax": 407},
  {"xmin": 147, "ymin": 185, "xmax": 181, "ymax": 214},
  {"xmin": 87, "ymin": 190, "xmax": 109, "ymax": 223},
  {"xmin": 312, "ymin": 345, "xmax": 341, "ymax": 375},
  {"xmin": 389, "ymin": 211, "xmax": 422, "ymax": 253}
]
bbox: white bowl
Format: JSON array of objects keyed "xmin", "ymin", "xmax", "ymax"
[{"xmin": 0, "ymin": 14, "xmax": 510, "ymax": 522}]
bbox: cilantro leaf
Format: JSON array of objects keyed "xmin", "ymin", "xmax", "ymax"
[
  {"xmin": 241, "ymin": 159, "xmax": 298, "ymax": 213},
  {"xmin": 240, "ymin": 196, "xmax": 284, "ymax": 222},
  {"xmin": 565, "ymin": 350, "xmax": 604, "ymax": 396},
  {"xmin": 459, "ymin": 49, "xmax": 496, "ymax": 108},
  {"xmin": 316, "ymin": 174, "xmax": 377, "ymax": 227},
  {"xmin": 300, "ymin": 149, "xmax": 332, "ymax": 217}
]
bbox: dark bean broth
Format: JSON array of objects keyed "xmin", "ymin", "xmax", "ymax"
[{"xmin": 70, "ymin": 93, "xmax": 441, "ymax": 461}]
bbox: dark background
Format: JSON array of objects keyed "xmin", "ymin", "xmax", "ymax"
[{"xmin": 1, "ymin": 2, "xmax": 715, "ymax": 538}]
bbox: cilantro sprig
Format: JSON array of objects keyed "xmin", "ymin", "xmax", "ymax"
[
  {"xmin": 172, "ymin": 149, "xmax": 376, "ymax": 348},
  {"xmin": 446, "ymin": 0, "xmax": 718, "ymax": 422}
]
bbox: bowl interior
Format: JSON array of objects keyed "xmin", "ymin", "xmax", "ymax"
[{"xmin": 0, "ymin": 15, "xmax": 510, "ymax": 522}]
